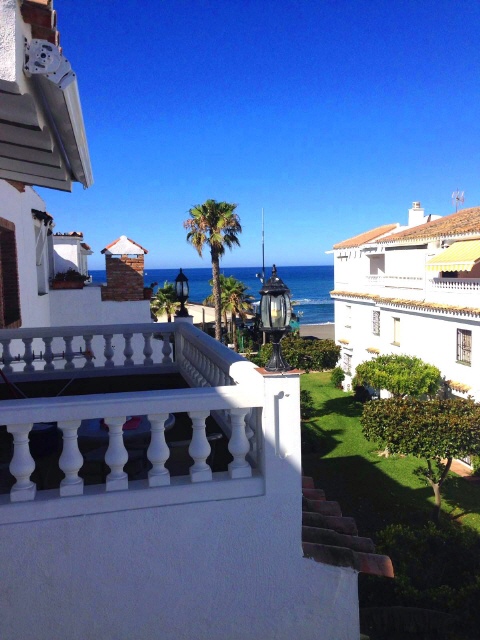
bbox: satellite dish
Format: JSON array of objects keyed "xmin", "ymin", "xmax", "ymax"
[{"xmin": 451, "ymin": 189, "xmax": 465, "ymax": 212}]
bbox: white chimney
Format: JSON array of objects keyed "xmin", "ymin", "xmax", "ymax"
[{"xmin": 408, "ymin": 201, "xmax": 425, "ymax": 227}]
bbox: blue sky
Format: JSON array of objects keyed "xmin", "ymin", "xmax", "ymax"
[{"xmin": 38, "ymin": 0, "xmax": 480, "ymax": 270}]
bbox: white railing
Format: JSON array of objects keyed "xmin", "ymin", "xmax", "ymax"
[
  {"xmin": 365, "ymin": 275, "xmax": 424, "ymax": 289},
  {"xmin": 428, "ymin": 277, "xmax": 480, "ymax": 292},
  {"xmin": 0, "ymin": 321, "xmax": 265, "ymax": 511}
]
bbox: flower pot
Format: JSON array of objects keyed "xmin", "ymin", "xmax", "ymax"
[{"xmin": 51, "ymin": 281, "xmax": 84, "ymax": 290}]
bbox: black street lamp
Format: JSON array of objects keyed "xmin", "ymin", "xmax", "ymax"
[
  {"xmin": 175, "ymin": 268, "xmax": 189, "ymax": 317},
  {"xmin": 259, "ymin": 265, "xmax": 293, "ymax": 372}
]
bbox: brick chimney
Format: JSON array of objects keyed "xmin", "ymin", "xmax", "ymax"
[{"xmin": 100, "ymin": 235, "xmax": 148, "ymax": 302}]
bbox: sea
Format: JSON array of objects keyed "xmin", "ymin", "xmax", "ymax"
[{"xmin": 89, "ymin": 265, "xmax": 334, "ymax": 326}]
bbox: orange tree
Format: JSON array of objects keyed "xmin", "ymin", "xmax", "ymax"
[{"xmin": 361, "ymin": 396, "xmax": 480, "ymax": 522}]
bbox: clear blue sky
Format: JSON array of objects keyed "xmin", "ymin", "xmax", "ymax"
[{"xmin": 38, "ymin": 0, "xmax": 480, "ymax": 270}]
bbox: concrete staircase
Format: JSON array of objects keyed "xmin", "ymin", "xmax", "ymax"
[{"xmin": 302, "ymin": 476, "xmax": 394, "ymax": 578}]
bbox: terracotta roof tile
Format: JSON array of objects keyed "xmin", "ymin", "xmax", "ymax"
[
  {"xmin": 333, "ymin": 224, "xmax": 399, "ymax": 249},
  {"xmin": 378, "ymin": 206, "xmax": 480, "ymax": 244}
]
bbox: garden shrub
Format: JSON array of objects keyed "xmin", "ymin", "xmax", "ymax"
[
  {"xmin": 300, "ymin": 389, "xmax": 315, "ymax": 421},
  {"xmin": 330, "ymin": 366, "xmax": 345, "ymax": 388},
  {"xmin": 255, "ymin": 336, "xmax": 340, "ymax": 372},
  {"xmin": 471, "ymin": 455, "xmax": 480, "ymax": 476},
  {"xmin": 359, "ymin": 521, "xmax": 480, "ymax": 638}
]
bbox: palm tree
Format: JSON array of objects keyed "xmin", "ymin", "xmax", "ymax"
[
  {"xmin": 204, "ymin": 274, "xmax": 254, "ymax": 351},
  {"xmin": 184, "ymin": 199, "xmax": 241, "ymax": 341},
  {"xmin": 150, "ymin": 281, "xmax": 179, "ymax": 322}
]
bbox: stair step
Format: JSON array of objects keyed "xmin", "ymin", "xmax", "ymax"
[
  {"xmin": 302, "ymin": 542, "xmax": 394, "ymax": 578},
  {"xmin": 302, "ymin": 476, "xmax": 315, "ymax": 489},
  {"xmin": 302, "ymin": 511, "xmax": 358, "ymax": 536},
  {"xmin": 302, "ymin": 487, "xmax": 326, "ymax": 501},
  {"xmin": 303, "ymin": 498, "xmax": 342, "ymax": 517},
  {"xmin": 302, "ymin": 525, "xmax": 375, "ymax": 554}
]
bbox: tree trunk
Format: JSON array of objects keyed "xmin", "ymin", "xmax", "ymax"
[
  {"xmin": 430, "ymin": 480, "xmax": 442, "ymax": 524},
  {"xmin": 211, "ymin": 251, "xmax": 222, "ymax": 341},
  {"xmin": 232, "ymin": 311, "xmax": 238, "ymax": 352}
]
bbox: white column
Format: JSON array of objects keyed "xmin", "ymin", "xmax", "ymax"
[
  {"xmin": 188, "ymin": 410, "xmax": 212, "ymax": 482},
  {"xmin": 0, "ymin": 339, "xmax": 13, "ymax": 374},
  {"xmin": 42, "ymin": 336, "xmax": 55, "ymax": 372},
  {"xmin": 104, "ymin": 416, "xmax": 128, "ymax": 491},
  {"xmin": 123, "ymin": 332, "xmax": 134, "ymax": 366},
  {"xmin": 228, "ymin": 408, "xmax": 251, "ymax": 479},
  {"xmin": 161, "ymin": 332, "xmax": 173, "ymax": 364},
  {"xmin": 63, "ymin": 336, "xmax": 75, "ymax": 370},
  {"xmin": 22, "ymin": 338, "xmax": 34, "ymax": 373},
  {"xmin": 142, "ymin": 332, "xmax": 153, "ymax": 366},
  {"xmin": 147, "ymin": 413, "xmax": 171, "ymax": 487},
  {"xmin": 103, "ymin": 334, "xmax": 115, "ymax": 368},
  {"xmin": 58, "ymin": 420, "xmax": 84, "ymax": 496},
  {"xmin": 82, "ymin": 334, "xmax": 95, "ymax": 369},
  {"xmin": 7, "ymin": 423, "xmax": 36, "ymax": 502}
]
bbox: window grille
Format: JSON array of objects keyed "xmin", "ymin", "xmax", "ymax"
[
  {"xmin": 343, "ymin": 352, "xmax": 352, "ymax": 375},
  {"xmin": 372, "ymin": 310, "xmax": 380, "ymax": 335},
  {"xmin": 393, "ymin": 317, "xmax": 400, "ymax": 345},
  {"xmin": 457, "ymin": 329, "xmax": 472, "ymax": 365}
]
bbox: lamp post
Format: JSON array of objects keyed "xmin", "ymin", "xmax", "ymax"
[
  {"xmin": 259, "ymin": 265, "xmax": 293, "ymax": 372},
  {"xmin": 175, "ymin": 268, "xmax": 189, "ymax": 317}
]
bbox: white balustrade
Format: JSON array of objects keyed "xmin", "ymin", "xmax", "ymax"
[
  {"xmin": 58, "ymin": 420, "xmax": 84, "ymax": 496},
  {"xmin": 142, "ymin": 332, "xmax": 153, "ymax": 365},
  {"xmin": 22, "ymin": 338, "xmax": 34, "ymax": 373},
  {"xmin": 103, "ymin": 334, "xmax": 115, "ymax": 368},
  {"xmin": 0, "ymin": 339, "xmax": 13, "ymax": 374},
  {"xmin": 147, "ymin": 413, "xmax": 171, "ymax": 487},
  {"xmin": 63, "ymin": 336, "xmax": 75, "ymax": 370},
  {"xmin": 104, "ymin": 416, "xmax": 129, "ymax": 491},
  {"xmin": 429, "ymin": 277, "xmax": 480, "ymax": 292},
  {"xmin": 43, "ymin": 337, "xmax": 55, "ymax": 371},
  {"xmin": 123, "ymin": 332, "xmax": 134, "ymax": 366},
  {"xmin": 82, "ymin": 335, "xmax": 95, "ymax": 369},
  {"xmin": 7, "ymin": 423, "xmax": 36, "ymax": 502},
  {"xmin": 228, "ymin": 408, "xmax": 252, "ymax": 479},
  {"xmin": 188, "ymin": 411, "xmax": 213, "ymax": 482}
]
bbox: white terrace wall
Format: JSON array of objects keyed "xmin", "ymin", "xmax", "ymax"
[
  {"xmin": 0, "ymin": 374, "xmax": 359, "ymax": 640},
  {"xmin": 0, "ymin": 180, "xmax": 51, "ymax": 328}
]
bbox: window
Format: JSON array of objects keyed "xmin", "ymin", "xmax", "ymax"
[
  {"xmin": 393, "ymin": 317, "xmax": 400, "ymax": 345},
  {"xmin": 343, "ymin": 352, "xmax": 352, "ymax": 375},
  {"xmin": 372, "ymin": 310, "xmax": 380, "ymax": 336},
  {"xmin": 0, "ymin": 217, "xmax": 21, "ymax": 328},
  {"xmin": 345, "ymin": 304, "xmax": 352, "ymax": 328},
  {"xmin": 457, "ymin": 329, "xmax": 472, "ymax": 365}
]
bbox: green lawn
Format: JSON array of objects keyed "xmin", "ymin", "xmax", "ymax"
[{"xmin": 301, "ymin": 372, "xmax": 480, "ymax": 538}]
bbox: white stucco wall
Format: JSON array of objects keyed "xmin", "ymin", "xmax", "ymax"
[
  {"xmin": 0, "ymin": 0, "xmax": 18, "ymax": 83},
  {"xmin": 0, "ymin": 374, "xmax": 359, "ymax": 640},
  {"xmin": 0, "ymin": 180, "xmax": 51, "ymax": 328}
]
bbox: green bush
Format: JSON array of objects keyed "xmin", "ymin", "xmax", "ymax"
[
  {"xmin": 255, "ymin": 336, "xmax": 340, "ymax": 372},
  {"xmin": 360, "ymin": 522, "xmax": 480, "ymax": 638},
  {"xmin": 300, "ymin": 389, "xmax": 315, "ymax": 421},
  {"xmin": 471, "ymin": 455, "xmax": 480, "ymax": 476},
  {"xmin": 330, "ymin": 367, "xmax": 345, "ymax": 388}
]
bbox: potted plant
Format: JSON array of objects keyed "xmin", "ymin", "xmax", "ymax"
[
  {"xmin": 51, "ymin": 268, "xmax": 89, "ymax": 289},
  {"xmin": 143, "ymin": 281, "xmax": 158, "ymax": 300}
]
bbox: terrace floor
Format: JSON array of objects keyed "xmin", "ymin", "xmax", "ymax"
[{"xmin": 0, "ymin": 372, "xmax": 231, "ymax": 495}]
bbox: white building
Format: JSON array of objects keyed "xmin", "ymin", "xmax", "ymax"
[
  {"xmin": 0, "ymin": 2, "xmax": 392, "ymax": 639},
  {"xmin": 331, "ymin": 202, "xmax": 480, "ymax": 401}
]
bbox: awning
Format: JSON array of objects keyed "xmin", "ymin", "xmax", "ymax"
[{"xmin": 426, "ymin": 240, "xmax": 480, "ymax": 272}]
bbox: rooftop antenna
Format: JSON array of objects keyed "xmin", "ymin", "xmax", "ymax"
[
  {"xmin": 452, "ymin": 189, "xmax": 465, "ymax": 213},
  {"xmin": 256, "ymin": 208, "xmax": 265, "ymax": 284}
]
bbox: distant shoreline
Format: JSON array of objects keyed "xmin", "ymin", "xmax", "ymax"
[{"xmin": 300, "ymin": 323, "xmax": 335, "ymax": 340}]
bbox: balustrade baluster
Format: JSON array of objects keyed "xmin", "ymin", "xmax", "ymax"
[
  {"xmin": 22, "ymin": 338, "xmax": 34, "ymax": 372},
  {"xmin": 63, "ymin": 336, "xmax": 75, "ymax": 370},
  {"xmin": 228, "ymin": 408, "xmax": 251, "ymax": 478},
  {"xmin": 142, "ymin": 332, "xmax": 153, "ymax": 365},
  {"xmin": 0, "ymin": 339, "xmax": 13, "ymax": 374},
  {"xmin": 58, "ymin": 420, "xmax": 84, "ymax": 496},
  {"xmin": 188, "ymin": 411, "xmax": 212, "ymax": 482},
  {"xmin": 104, "ymin": 416, "xmax": 128, "ymax": 490},
  {"xmin": 42, "ymin": 336, "xmax": 55, "ymax": 371},
  {"xmin": 161, "ymin": 332, "xmax": 172, "ymax": 364},
  {"xmin": 123, "ymin": 332, "xmax": 134, "ymax": 366},
  {"xmin": 82, "ymin": 334, "xmax": 95, "ymax": 369},
  {"xmin": 7, "ymin": 423, "xmax": 36, "ymax": 501},
  {"xmin": 103, "ymin": 334, "xmax": 115, "ymax": 368},
  {"xmin": 147, "ymin": 413, "xmax": 171, "ymax": 487}
]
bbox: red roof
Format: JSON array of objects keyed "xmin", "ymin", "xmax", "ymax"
[{"xmin": 333, "ymin": 223, "xmax": 398, "ymax": 249}]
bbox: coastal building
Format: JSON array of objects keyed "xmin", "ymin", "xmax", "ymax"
[
  {"xmin": 0, "ymin": 2, "xmax": 392, "ymax": 639},
  {"xmin": 331, "ymin": 202, "xmax": 480, "ymax": 407}
]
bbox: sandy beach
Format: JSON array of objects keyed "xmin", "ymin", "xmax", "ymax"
[{"xmin": 299, "ymin": 323, "xmax": 335, "ymax": 340}]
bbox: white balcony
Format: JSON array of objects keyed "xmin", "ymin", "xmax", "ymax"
[{"xmin": 0, "ymin": 321, "xmax": 267, "ymax": 514}]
